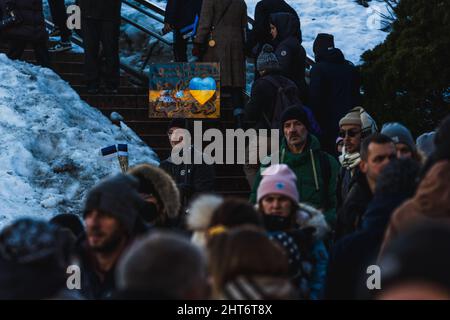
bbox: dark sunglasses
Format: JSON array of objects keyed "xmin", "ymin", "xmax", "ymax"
[{"xmin": 339, "ymin": 129, "xmax": 361, "ymax": 138}]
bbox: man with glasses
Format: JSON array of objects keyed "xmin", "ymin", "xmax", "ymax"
[
  {"xmin": 160, "ymin": 118, "xmax": 215, "ymax": 213},
  {"xmin": 336, "ymin": 107, "xmax": 377, "ymax": 210},
  {"xmin": 335, "ymin": 133, "xmax": 396, "ymax": 240}
]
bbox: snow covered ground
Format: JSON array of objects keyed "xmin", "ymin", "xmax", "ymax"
[{"xmin": 0, "ymin": 55, "xmax": 158, "ymax": 228}]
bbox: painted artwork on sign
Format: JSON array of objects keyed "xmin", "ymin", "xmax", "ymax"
[{"xmin": 149, "ymin": 63, "xmax": 220, "ymax": 118}]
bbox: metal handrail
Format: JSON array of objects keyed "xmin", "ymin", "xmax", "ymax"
[
  {"xmin": 54, "ymin": 0, "xmax": 314, "ymax": 87},
  {"xmin": 122, "ymin": 0, "xmax": 165, "ymax": 24},
  {"xmin": 121, "ymin": 16, "xmax": 171, "ymax": 45},
  {"xmin": 44, "ymin": 19, "xmax": 149, "ymax": 85}
]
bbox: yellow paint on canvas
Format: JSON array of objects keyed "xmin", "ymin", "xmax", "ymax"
[{"xmin": 189, "ymin": 90, "xmax": 216, "ymax": 105}]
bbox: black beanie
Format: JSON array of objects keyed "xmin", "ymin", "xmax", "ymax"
[
  {"xmin": 0, "ymin": 219, "xmax": 67, "ymax": 299},
  {"xmin": 280, "ymin": 105, "xmax": 310, "ymax": 131},
  {"xmin": 313, "ymin": 33, "xmax": 335, "ymax": 56},
  {"xmin": 50, "ymin": 213, "xmax": 84, "ymax": 239},
  {"xmin": 84, "ymin": 174, "xmax": 146, "ymax": 236}
]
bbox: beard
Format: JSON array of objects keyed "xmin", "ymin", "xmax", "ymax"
[
  {"xmin": 87, "ymin": 227, "xmax": 126, "ymax": 254},
  {"xmin": 288, "ymin": 131, "xmax": 307, "ymax": 147}
]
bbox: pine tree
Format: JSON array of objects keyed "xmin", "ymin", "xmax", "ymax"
[{"xmin": 361, "ymin": 0, "xmax": 450, "ymax": 136}]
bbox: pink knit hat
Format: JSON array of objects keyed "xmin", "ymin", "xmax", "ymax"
[{"xmin": 257, "ymin": 164, "xmax": 299, "ymax": 203}]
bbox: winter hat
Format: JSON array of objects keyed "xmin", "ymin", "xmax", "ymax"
[
  {"xmin": 257, "ymin": 44, "xmax": 280, "ymax": 72},
  {"xmin": 186, "ymin": 194, "xmax": 224, "ymax": 248},
  {"xmin": 50, "ymin": 213, "xmax": 84, "ymax": 240},
  {"xmin": 257, "ymin": 164, "xmax": 299, "ymax": 203},
  {"xmin": 0, "ymin": 218, "xmax": 68, "ymax": 299},
  {"xmin": 313, "ymin": 33, "xmax": 335, "ymax": 56},
  {"xmin": 416, "ymin": 132, "xmax": 436, "ymax": 157},
  {"xmin": 339, "ymin": 107, "xmax": 378, "ymax": 137},
  {"xmin": 280, "ymin": 105, "xmax": 310, "ymax": 131},
  {"xmin": 84, "ymin": 174, "xmax": 146, "ymax": 235},
  {"xmin": 381, "ymin": 122, "xmax": 416, "ymax": 152},
  {"xmin": 339, "ymin": 108, "xmax": 362, "ymax": 127}
]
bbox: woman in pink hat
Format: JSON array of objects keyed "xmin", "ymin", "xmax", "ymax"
[{"xmin": 256, "ymin": 164, "xmax": 330, "ymax": 299}]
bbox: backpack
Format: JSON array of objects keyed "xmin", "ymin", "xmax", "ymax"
[
  {"xmin": 261, "ymin": 75, "xmax": 321, "ymax": 135},
  {"xmin": 260, "ymin": 75, "xmax": 302, "ymax": 129}
]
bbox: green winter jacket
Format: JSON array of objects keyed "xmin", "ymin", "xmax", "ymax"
[{"xmin": 250, "ymin": 135, "xmax": 339, "ymax": 226}]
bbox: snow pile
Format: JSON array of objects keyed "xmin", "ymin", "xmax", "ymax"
[{"xmin": 0, "ymin": 54, "xmax": 158, "ymax": 228}]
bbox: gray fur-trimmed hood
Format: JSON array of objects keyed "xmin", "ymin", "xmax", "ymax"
[
  {"xmin": 254, "ymin": 201, "xmax": 330, "ymax": 240},
  {"xmin": 128, "ymin": 163, "xmax": 180, "ymax": 219},
  {"xmin": 296, "ymin": 203, "xmax": 330, "ymax": 240}
]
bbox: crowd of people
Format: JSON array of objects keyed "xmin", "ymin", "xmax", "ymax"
[{"xmin": 0, "ymin": 0, "xmax": 449, "ymax": 300}]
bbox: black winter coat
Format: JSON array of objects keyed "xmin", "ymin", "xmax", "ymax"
[
  {"xmin": 334, "ymin": 170, "xmax": 372, "ymax": 241},
  {"xmin": 336, "ymin": 166, "xmax": 360, "ymax": 210},
  {"xmin": 309, "ymin": 48, "xmax": 361, "ymax": 152},
  {"xmin": 76, "ymin": 240, "xmax": 118, "ymax": 300},
  {"xmin": 251, "ymin": 0, "xmax": 299, "ymax": 50},
  {"xmin": 164, "ymin": 0, "xmax": 203, "ymax": 30},
  {"xmin": 160, "ymin": 148, "xmax": 215, "ymax": 210},
  {"xmin": 78, "ymin": 0, "xmax": 121, "ymax": 22},
  {"xmin": 270, "ymin": 12, "xmax": 307, "ymax": 101},
  {"xmin": 245, "ymin": 72, "xmax": 298, "ymax": 130},
  {"xmin": 325, "ymin": 194, "xmax": 408, "ymax": 299},
  {"xmin": 0, "ymin": 0, "xmax": 47, "ymax": 42}
]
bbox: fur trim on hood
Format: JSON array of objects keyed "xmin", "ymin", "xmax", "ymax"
[
  {"xmin": 186, "ymin": 194, "xmax": 224, "ymax": 231},
  {"xmin": 128, "ymin": 163, "xmax": 180, "ymax": 219},
  {"xmin": 254, "ymin": 202, "xmax": 330, "ymax": 240},
  {"xmin": 296, "ymin": 203, "xmax": 330, "ymax": 240}
]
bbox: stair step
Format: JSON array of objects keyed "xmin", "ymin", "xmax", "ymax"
[
  {"xmin": 73, "ymin": 85, "xmax": 147, "ymax": 95},
  {"xmin": 59, "ymin": 73, "xmax": 132, "ymax": 86},
  {"xmin": 0, "ymin": 45, "xmax": 252, "ymax": 198}
]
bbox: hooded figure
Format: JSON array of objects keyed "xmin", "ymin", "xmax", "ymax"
[
  {"xmin": 309, "ymin": 33, "xmax": 362, "ymax": 154},
  {"xmin": 128, "ymin": 163, "xmax": 181, "ymax": 229},
  {"xmin": 250, "ymin": 0, "xmax": 300, "ymax": 53},
  {"xmin": 269, "ymin": 12, "xmax": 307, "ymax": 101}
]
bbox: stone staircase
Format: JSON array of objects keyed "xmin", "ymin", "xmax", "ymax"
[{"xmin": 0, "ymin": 47, "xmax": 252, "ymax": 198}]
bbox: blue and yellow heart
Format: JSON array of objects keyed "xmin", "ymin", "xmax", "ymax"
[{"xmin": 189, "ymin": 77, "xmax": 217, "ymax": 105}]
